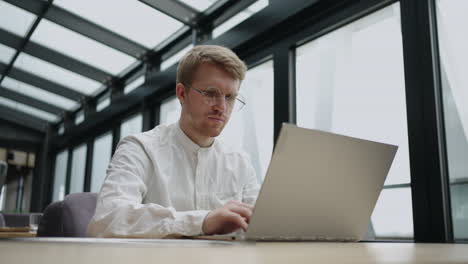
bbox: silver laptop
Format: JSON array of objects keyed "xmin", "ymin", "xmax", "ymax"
[{"xmin": 204, "ymin": 123, "xmax": 397, "ymax": 242}]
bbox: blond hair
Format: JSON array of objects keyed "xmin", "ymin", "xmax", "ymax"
[{"xmin": 176, "ymin": 45, "xmax": 247, "ymax": 85}]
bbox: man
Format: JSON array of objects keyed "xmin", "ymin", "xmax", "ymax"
[{"xmin": 87, "ymin": 45, "xmax": 259, "ymax": 238}]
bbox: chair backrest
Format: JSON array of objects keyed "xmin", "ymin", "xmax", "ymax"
[
  {"xmin": 0, "ymin": 213, "xmax": 5, "ymax": 227},
  {"xmin": 37, "ymin": 192, "xmax": 98, "ymax": 237}
]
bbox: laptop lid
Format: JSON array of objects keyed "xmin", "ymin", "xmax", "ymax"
[{"xmin": 245, "ymin": 124, "xmax": 398, "ymax": 241}]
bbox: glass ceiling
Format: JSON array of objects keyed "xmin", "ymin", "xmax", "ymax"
[
  {"xmin": 0, "ymin": 96, "xmax": 58, "ymax": 123},
  {"xmin": 30, "ymin": 19, "xmax": 136, "ymax": 76},
  {"xmin": 0, "ymin": 1, "xmax": 36, "ymax": 37},
  {"xmin": 2, "ymin": 76, "xmax": 79, "ymax": 111},
  {"xmin": 0, "ymin": 0, "xmax": 266, "ymax": 128},
  {"xmin": 0, "ymin": 43, "xmax": 16, "ymax": 65},
  {"xmin": 213, "ymin": 0, "xmax": 269, "ymax": 38},
  {"xmin": 53, "ymin": 0, "xmax": 184, "ymax": 49},
  {"xmin": 14, "ymin": 52, "xmax": 101, "ymax": 95},
  {"xmin": 179, "ymin": 0, "xmax": 219, "ymax": 12}
]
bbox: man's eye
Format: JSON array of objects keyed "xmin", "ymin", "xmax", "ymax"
[
  {"xmin": 205, "ymin": 91, "xmax": 218, "ymax": 98},
  {"xmin": 225, "ymin": 95, "xmax": 236, "ymax": 102}
]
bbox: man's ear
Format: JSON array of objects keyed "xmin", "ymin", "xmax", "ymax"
[{"xmin": 176, "ymin": 83, "xmax": 186, "ymax": 105}]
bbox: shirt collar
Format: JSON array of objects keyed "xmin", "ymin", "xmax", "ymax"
[{"xmin": 174, "ymin": 122, "xmax": 217, "ymax": 153}]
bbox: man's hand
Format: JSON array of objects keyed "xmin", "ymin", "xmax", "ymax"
[{"xmin": 202, "ymin": 200, "xmax": 254, "ymax": 235}]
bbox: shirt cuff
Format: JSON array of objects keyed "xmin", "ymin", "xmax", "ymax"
[{"xmin": 175, "ymin": 210, "xmax": 210, "ymax": 236}]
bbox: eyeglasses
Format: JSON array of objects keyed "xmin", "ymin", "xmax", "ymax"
[{"xmin": 183, "ymin": 83, "xmax": 246, "ymax": 112}]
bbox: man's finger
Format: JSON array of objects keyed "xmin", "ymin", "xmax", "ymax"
[
  {"xmin": 228, "ymin": 205, "xmax": 252, "ymax": 220},
  {"xmin": 231, "ymin": 213, "xmax": 248, "ymax": 231}
]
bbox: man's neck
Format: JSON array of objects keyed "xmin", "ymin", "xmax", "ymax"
[{"xmin": 178, "ymin": 120, "xmax": 214, "ymax": 148}]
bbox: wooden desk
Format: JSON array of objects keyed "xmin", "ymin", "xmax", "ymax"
[
  {"xmin": 0, "ymin": 238, "xmax": 467, "ymax": 264},
  {"xmin": 0, "ymin": 227, "xmax": 36, "ymax": 238}
]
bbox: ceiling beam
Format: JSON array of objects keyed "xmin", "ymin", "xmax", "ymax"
[
  {"xmin": 0, "ymin": 62, "xmax": 85, "ymax": 102},
  {"xmin": 0, "ymin": 105, "xmax": 47, "ymax": 132},
  {"xmin": 4, "ymin": 0, "xmax": 147, "ymax": 58},
  {"xmin": 0, "ymin": 28, "xmax": 111, "ymax": 82},
  {"xmin": 0, "ymin": 87, "xmax": 64, "ymax": 115},
  {"xmin": 138, "ymin": 0, "xmax": 199, "ymax": 25}
]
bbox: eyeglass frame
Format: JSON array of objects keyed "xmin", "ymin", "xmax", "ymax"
[{"xmin": 181, "ymin": 82, "xmax": 246, "ymax": 111}]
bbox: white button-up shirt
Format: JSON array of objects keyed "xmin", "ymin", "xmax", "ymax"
[{"xmin": 87, "ymin": 122, "xmax": 259, "ymax": 238}]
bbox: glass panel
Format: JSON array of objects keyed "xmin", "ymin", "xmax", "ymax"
[
  {"xmin": 58, "ymin": 123, "xmax": 65, "ymax": 135},
  {"xmin": 219, "ymin": 60, "xmax": 274, "ymax": 182},
  {"xmin": 0, "ymin": 96, "xmax": 58, "ymax": 122},
  {"xmin": 75, "ymin": 110, "xmax": 84, "ymax": 125},
  {"xmin": 159, "ymin": 96, "xmax": 180, "ymax": 125},
  {"xmin": 0, "ymin": 43, "xmax": 16, "ymax": 64},
  {"xmin": 0, "ymin": 1, "xmax": 36, "ymax": 37},
  {"xmin": 69, "ymin": 144, "xmax": 87, "ymax": 193},
  {"xmin": 179, "ymin": 0, "xmax": 219, "ymax": 12},
  {"xmin": 54, "ymin": 0, "xmax": 183, "ymax": 49},
  {"xmin": 30, "ymin": 19, "xmax": 136, "ymax": 75},
  {"xmin": 96, "ymin": 97, "xmax": 111, "ymax": 112},
  {"xmin": 436, "ymin": 0, "xmax": 468, "ymax": 240},
  {"xmin": 14, "ymin": 53, "xmax": 101, "ymax": 95},
  {"xmin": 371, "ymin": 187, "xmax": 414, "ymax": 238},
  {"xmin": 124, "ymin": 75, "xmax": 145, "ymax": 94},
  {"xmin": 91, "ymin": 132, "xmax": 113, "ymax": 193},
  {"xmin": 161, "ymin": 44, "xmax": 194, "ymax": 71},
  {"xmin": 2, "ymin": 76, "xmax": 79, "ymax": 110},
  {"xmin": 296, "ymin": 3, "xmax": 412, "ymax": 238},
  {"xmin": 212, "ymin": 0, "xmax": 269, "ymax": 38},
  {"xmin": 52, "ymin": 150, "xmax": 68, "ymax": 201},
  {"xmin": 120, "ymin": 113, "xmax": 143, "ymax": 139}
]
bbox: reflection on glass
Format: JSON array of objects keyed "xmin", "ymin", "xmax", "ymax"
[
  {"xmin": 436, "ymin": 0, "xmax": 468, "ymax": 240},
  {"xmin": 91, "ymin": 132, "xmax": 113, "ymax": 193},
  {"xmin": 159, "ymin": 96, "xmax": 180, "ymax": 126},
  {"xmin": 69, "ymin": 144, "xmax": 87, "ymax": 194},
  {"xmin": 161, "ymin": 44, "xmax": 194, "ymax": 71},
  {"xmin": 219, "ymin": 60, "xmax": 274, "ymax": 182},
  {"xmin": 0, "ymin": 96, "xmax": 58, "ymax": 122},
  {"xmin": 58, "ymin": 123, "xmax": 65, "ymax": 135},
  {"xmin": 54, "ymin": 0, "xmax": 183, "ymax": 49},
  {"xmin": 120, "ymin": 114, "xmax": 143, "ymax": 139},
  {"xmin": 296, "ymin": 3, "xmax": 412, "ymax": 238},
  {"xmin": 2, "ymin": 76, "xmax": 79, "ymax": 110},
  {"xmin": 212, "ymin": 0, "xmax": 269, "ymax": 38},
  {"xmin": 179, "ymin": 0, "xmax": 218, "ymax": 12},
  {"xmin": 14, "ymin": 53, "xmax": 101, "ymax": 95},
  {"xmin": 75, "ymin": 110, "xmax": 84, "ymax": 125},
  {"xmin": 52, "ymin": 150, "xmax": 68, "ymax": 201},
  {"xmin": 0, "ymin": 1, "xmax": 36, "ymax": 37},
  {"xmin": 96, "ymin": 97, "xmax": 111, "ymax": 112},
  {"xmin": 0, "ymin": 43, "xmax": 16, "ymax": 64},
  {"xmin": 124, "ymin": 75, "xmax": 145, "ymax": 94},
  {"xmin": 31, "ymin": 19, "xmax": 136, "ymax": 75}
]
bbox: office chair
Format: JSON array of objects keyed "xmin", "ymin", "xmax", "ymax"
[{"xmin": 37, "ymin": 192, "xmax": 98, "ymax": 237}]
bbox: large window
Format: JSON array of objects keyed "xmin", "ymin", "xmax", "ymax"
[
  {"xmin": 159, "ymin": 96, "xmax": 181, "ymax": 126},
  {"xmin": 69, "ymin": 144, "xmax": 87, "ymax": 194},
  {"xmin": 52, "ymin": 150, "xmax": 68, "ymax": 201},
  {"xmin": 120, "ymin": 113, "xmax": 143, "ymax": 139},
  {"xmin": 296, "ymin": 3, "xmax": 412, "ymax": 239},
  {"xmin": 90, "ymin": 132, "xmax": 113, "ymax": 193},
  {"xmin": 436, "ymin": 0, "xmax": 468, "ymax": 240},
  {"xmin": 219, "ymin": 60, "xmax": 274, "ymax": 182}
]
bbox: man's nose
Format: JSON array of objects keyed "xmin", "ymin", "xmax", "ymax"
[{"xmin": 212, "ymin": 96, "xmax": 227, "ymax": 112}]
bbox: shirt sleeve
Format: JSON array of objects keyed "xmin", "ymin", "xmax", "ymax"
[{"xmin": 86, "ymin": 136, "xmax": 210, "ymax": 238}]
